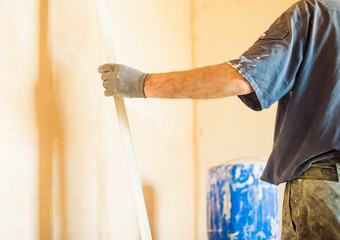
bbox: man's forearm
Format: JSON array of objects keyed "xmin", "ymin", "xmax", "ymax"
[
  {"xmin": 98, "ymin": 62, "xmax": 253, "ymax": 99},
  {"xmin": 144, "ymin": 62, "xmax": 253, "ymax": 99}
]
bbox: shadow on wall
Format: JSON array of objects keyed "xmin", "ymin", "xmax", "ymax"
[
  {"xmin": 142, "ymin": 184, "xmax": 158, "ymax": 240},
  {"xmin": 34, "ymin": 0, "xmax": 67, "ymax": 239}
]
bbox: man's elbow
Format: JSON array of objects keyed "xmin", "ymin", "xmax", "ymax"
[
  {"xmin": 225, "ymin": 63, "xmax": 253, "ymax": 96},
  {"xmin": 240, "ymin": 79, "xmax": 254, "ymax": 95},
  {"xmin": 235, "ymin": 77, "xmax": 254, "ymax": 96}
]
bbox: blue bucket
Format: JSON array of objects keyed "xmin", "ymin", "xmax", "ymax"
[{"xmin": 207, "ymin": 161, "xmax": 280, "ymax": 240}]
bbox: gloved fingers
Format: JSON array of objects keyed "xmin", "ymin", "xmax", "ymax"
[
  {"xmin": 98, "ymin": 63, "xmax": 114, "ymax": 73},
  {"xmin": 104, "ymin": 88, "xmax": 114, "ymax": 97},
  {"xmin": 101, "ymin": 72, "xmax": 111, "ymax": 81},
  {"xmin": 102, "ymin": 80, "xmax": 109, "ymax": 89}
]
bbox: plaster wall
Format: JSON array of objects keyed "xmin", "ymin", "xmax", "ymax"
[
  {"xmin": 0, "ymin": 0, "xmax": 194, "ymax": 239},
  {"xmin": 192, "ymin": 0, "xmax": 297, "ymax": 239},
  {"xmin": 2, "ymin": 0, "xmax": 303, "ymax": 239}
]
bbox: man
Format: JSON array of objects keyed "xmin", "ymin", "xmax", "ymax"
[{"xmin": 98, "ymin": 0, "xmax": 340, "ymax": 239}]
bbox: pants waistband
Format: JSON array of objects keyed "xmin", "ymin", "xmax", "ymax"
[{"xmin": 298, "ymin": 156, "xmax": 340, "ymax": 182}]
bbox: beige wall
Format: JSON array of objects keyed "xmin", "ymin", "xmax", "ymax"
[
  {"xmin": 1, "ymin": 0, "xmax": 194, "ymax": 239},
  {"xmin": 0, "ymin": 1, "xmax": 39, "ymax": 239},
  {"xmin": 2, "ymin": 0, "xmax": 301, "ymax": 239},
  {"xmin": 192, "ymin": 0, "xmax": 297, "ymax": 239}
]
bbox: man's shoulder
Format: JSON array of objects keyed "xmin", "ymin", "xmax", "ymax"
[{"xmin": 290, "ymin": 0, "xmax": 340, "ymax": 14}]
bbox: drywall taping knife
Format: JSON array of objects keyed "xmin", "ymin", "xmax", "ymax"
[{"xmin": 95, "ymin": 0, "xmax": 152, "ymax": 239}]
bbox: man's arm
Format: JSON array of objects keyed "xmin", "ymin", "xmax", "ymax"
[
  {"xmin": 144, "ymin": 62, "xmax": 253, "ymax": 98},
  {"xmin": 98, "ymin": 62, "xmax": 253, "ymax": 98}
]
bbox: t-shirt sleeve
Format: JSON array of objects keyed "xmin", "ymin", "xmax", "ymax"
[{"xmin": 228, "ymin": 5, "xmax": 305, "ymax": 111}]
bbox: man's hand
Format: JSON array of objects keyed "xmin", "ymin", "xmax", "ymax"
[{"xmin": 98, "ymin": 63, "xmax": 148, "ymax": 98}]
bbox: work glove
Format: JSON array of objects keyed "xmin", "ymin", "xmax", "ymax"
[{"xmin": 98, "ymin": 63, "xmax": 148, "ymax": 98}]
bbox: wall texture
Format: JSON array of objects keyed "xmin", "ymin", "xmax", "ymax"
[
  {"xmin": 1, "ymin": 0, "xmax": 193, "ymax": 239},
  {"xmin": 1, "ymin": 0, "xmax": 301, "ymax": 239},
  {"xmin": 0, "ymin": 1, "xmax": 40, "ymax": 239}
]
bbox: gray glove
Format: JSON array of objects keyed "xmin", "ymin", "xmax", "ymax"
[{"xmin": 98, "ymin": 63, "xmax": 148, "ymax": 98}]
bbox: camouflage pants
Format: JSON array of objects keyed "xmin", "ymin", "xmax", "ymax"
[{"xmin": 281, "ymin": 158, "xmax": 340, "ymax": 240}]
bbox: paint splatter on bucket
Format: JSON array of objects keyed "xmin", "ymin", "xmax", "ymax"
[{"xmin": 207, "ymin": 161, "xmax": 280, "ymax": 240}]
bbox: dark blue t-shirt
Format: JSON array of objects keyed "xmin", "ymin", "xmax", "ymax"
[{"xmin": 229, "ymin": 0, "xmax": 340, "ymax": 185}]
